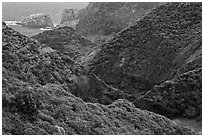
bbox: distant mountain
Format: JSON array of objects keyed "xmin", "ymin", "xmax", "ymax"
[
  {"xmin": 2, "ymin": 2, "xmax": 88, "ymax": 24},
  {"xmin": 75, "ymin": 2, "xmax": 163, "ymax": 43}
]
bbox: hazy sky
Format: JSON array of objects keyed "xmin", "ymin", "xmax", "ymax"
[{"xmin": 2, "ymin": 2, "xmax": 89, "ymax": 24}]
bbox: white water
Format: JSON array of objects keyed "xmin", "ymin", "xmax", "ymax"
[
  {"xmin": 4, "ymin": 21, "xmax": 19, "ymax": 26},
  {"xmin": 4, "ymin": 20, "xmax": 57, "ymax": 37}
]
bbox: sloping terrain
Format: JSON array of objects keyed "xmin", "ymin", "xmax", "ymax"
[
  {"xmin": 134, "ymin": 68, "xmax": 202, "ymax": 119},
  {"xmin": 88, "ymin": 2, "xmax": 201, "ymax": 95},
  {"xmin": 87, "ymin": 2, "xmax": 202, "ymax": 119},
  {"xmin": 2, "ymin": 22, "xmax": 198, "ymax": 134},
  {"xmin": 3, "ymin": 22, "xmax": 130, "ymax": 105},
  {"xmin": 2, "ymin": 83, "xmax": 196, "ymax": 135},
  {"xmin": 31, "ymin": 26, "xmax": 97, "ymax": 61},
  {"xmin": 76, "ymin": 2, "xmax": 162, "ymax": 43}
]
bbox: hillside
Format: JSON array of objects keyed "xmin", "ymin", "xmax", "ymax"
[
  {"xmin": 2, "ymin": 2, "xmax": 202, "ymax": 135},
  {"xmin": 87, "ymin": 2, "xmax": 202, "ymax": 119},
  {"xmin": 76, "ymin": 2, "xmax": 162, "ymax": 43},
  {"xmin": 2, "ymin": 21, "xmax": 198, "ymax": 135},
  {"xmin": 2, "ymin": 22, "xmax": 128, "ymax": 106},
  {"xmin": 31, "ymin": 26, "xmax": 97, "ymax": 61},
  {"xmin": 134, "ymin": 67, "xmax": 202, "ymax": 118}
]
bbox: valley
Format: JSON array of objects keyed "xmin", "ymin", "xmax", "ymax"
[{"xmin": 2, "ymin": 2, "xmax": 202, "ymax": 135}]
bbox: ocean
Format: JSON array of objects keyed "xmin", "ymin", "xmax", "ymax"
[{"xmin": 5, "ymin": 21, "xmax": 47, "ymax": 37}]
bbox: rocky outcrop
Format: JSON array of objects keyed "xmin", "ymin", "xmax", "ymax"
[
  {"xmin": 76, "ymin": 2, "xmax": 163, "ymax": 42},
  {"xmin": 20, "ymin": 13, "xmax": 54, "ymax": 28},
  {"xmin": 60, "ymin": 8, "xmax": 79, "ymax": 24},
  {"xmin": 59, "ymin": 8, "xmax": 85, "ymax": 29}
]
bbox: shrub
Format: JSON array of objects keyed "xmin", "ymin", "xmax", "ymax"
[{"xmin": 12, "ymin": 88, "xmax": 41, "ymax": 121}]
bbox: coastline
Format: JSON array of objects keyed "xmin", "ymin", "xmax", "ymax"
[{"xmin": 4, "ymin": 20, "xmax": 56, "ymax": 37}]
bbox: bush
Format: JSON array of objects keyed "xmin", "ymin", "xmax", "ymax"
[{"xmin": 12, "ymin": 88, "xmax": 41, "ymax": 121}]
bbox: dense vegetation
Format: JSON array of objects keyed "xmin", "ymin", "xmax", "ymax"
[
  {"xmin": 3, "ymin": 21, "xmax": 198, "ymax": 135},
  {"xmin": 135, "ymin": 68, "xmax": 202, "ymax": 119},
  {"xmin": 88, "ymin": 3, "xmax": 202, "ymax": 118},
  {"xmin": 76, "ymin": 2, "xmax": 162, "ymax": 36},
  {"xmin": 32, "ymin": 26, "xmax": 97, "ymax": 61},
  {"xmin": 88, "ymin": 3, "xmax": 202, "ymax": 103},
  {"xmin": 2, "ymin": 2, "xmax": 202, "ymax": 135}
]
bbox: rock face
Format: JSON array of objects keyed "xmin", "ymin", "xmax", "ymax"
[
  {"xmin": 20, "ymin": 13, "xmax": 54, "ymax": 28},
  {"xmin": 2, "ymin": 22, "xmax": 197, "ymax": 135},
  {"xmin": 59, "ymin": 8, "xmax": 85, "ymax": 29},
  {"xmin": 60, "ymin": 9, "xmax": 79, "ymax": 24},
  {"xmin": 31, "ymin": 26, "xmax": 97, "ymax": 61},
  {"xmin": 87, "ymin": 2, "xmax": 202, "ymax": 118},
  {"xmin": 76, "ymin": 2, "xmax": 162, "ymax": 42}
]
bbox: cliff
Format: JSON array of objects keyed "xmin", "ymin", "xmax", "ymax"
[
  {"xmin": 20, "ymin": 13, "xmax": 54, "ymax": 28},
  {"xmin": 60, "ymin": 8, "xmax": 79, "ymax": 24},
  {"xmin": 58, "ymin": 8, "xmax": 86, "ymax": 29}
]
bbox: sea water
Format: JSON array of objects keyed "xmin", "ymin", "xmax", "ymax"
[{"xmin": 4, "ymin": 21, "xmax": 50, "ymax": 37}]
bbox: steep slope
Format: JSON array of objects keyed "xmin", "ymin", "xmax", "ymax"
[
  {"xmin": 2, "ymin": 83, "xmax": 197, "ymax": 135},
  {"xmin": 88, "ymin": 2, "xmax": 201, "ymax": 95},
  {"xmin": 134, "ymin": 67, "xmax": 202, "ymax": 119},
  {"xmin": 87, "ymin": 2, "xmax": 202, "ymax": 119},
  {"xmin": 2, "ymin": 22, "xmax": 122, "ymax": 105},
  {"xmin": 31, "ymin": 26, "xmax": 97, "ymax": 61},
  {"xmin": 76, "ymin": 2, "xmax": 162, "ymax": 42},
  {"xmin": 2, "ymin": 23, "xmax": 198, "ymax": 135}
]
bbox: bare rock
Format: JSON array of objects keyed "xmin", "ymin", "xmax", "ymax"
[
  {"xmin": 60, "ymin": 8, "xmax": 79, "ymax": 24},
  {"xmin": 20, "ymin": 13, "xmax": 54, "ymax": 28}
]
